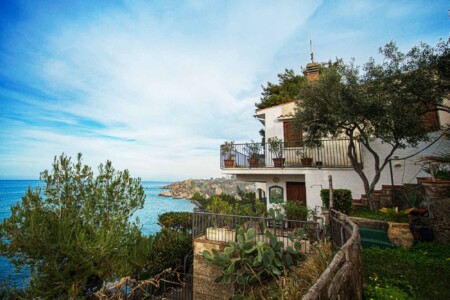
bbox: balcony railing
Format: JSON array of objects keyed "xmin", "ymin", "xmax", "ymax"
[{"xmin": 220, "ymin": 139, "xmax": 361, "ymax": 169}]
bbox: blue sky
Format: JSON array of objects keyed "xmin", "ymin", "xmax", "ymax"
[{"xmin": 0, "ymin": 0, "xmax": 448, "ymax": 181}]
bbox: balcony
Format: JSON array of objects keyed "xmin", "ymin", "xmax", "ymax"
[{"xmin": 220, "ymin": 139, "xmax": 361, "ymax": 169}]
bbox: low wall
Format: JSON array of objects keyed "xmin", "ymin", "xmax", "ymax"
[{"xmin": 193, "ymin": 237, "xmax": 234, "ymax": 300}]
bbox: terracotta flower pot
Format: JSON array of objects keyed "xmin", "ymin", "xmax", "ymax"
[
  {"xmin": 224, "ymin": 159, "xmax": 235, "ymax": 168},
  {"xmin": 301, "ymin": 157, "xmax": 313, "ymax": 166},
  {"xmin": 387, "ymin": 222, "xmax": 414, "ymax": 249},
  {"xmin": 273, "ymin": 158, "xmax": 285, "ymax": 167},
  {"xmin": 248, "ymin": 157, "xmax": 259, "ymax": 167}
]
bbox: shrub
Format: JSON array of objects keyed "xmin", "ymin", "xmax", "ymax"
[
  {"xmin": 0, "ymin": 154, "xmax": 145, "ymax": 298},
  {"xmin": 320, "ymin": 189, "xmax": 352, "ymax": 214},
  {"xmin": 131, "ymin": 228, "xmax": 192, "ymax": 278},
  {"xmin": 158, "ymin": 212, "xmax": 192, "ymax": 231},
  {"xmin": 282, "ymin": 201, "xmax": 311, "ymax": 220},
  {"xmin": 206, "ymin": 195, "xmax": 234, "ymax": 214}
]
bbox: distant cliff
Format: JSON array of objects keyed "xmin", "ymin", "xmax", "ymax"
[{"xmin": 159, "ymin": 178, "xmax": 255, "ymax": 200}]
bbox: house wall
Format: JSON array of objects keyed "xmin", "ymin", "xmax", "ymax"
[
  {"xmin": 258, "ymin": 103, "xmax": 450, "ymax": 199},
  {"xmin": 361, "ymin": 131, "xmax": 450, "ymax": 190},
  {"xmin": 264, "ymin": 105, "xmax": 284, "ymax": 142},
  {"xmin": 237, "ymin": 169, "xmax": 364, "ymax": 213}
]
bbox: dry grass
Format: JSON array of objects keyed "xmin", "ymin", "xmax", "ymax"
[
  {"xmin": 242, "ymin": 242, "xmax": 335, "ymax": 300},
  {"xmin": 282, "ymin": 242, "xmax": 334, "ymax": 299}
]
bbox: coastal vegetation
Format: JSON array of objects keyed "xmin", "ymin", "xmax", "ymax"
[
  {"xmin": 192, "ymin": 189, "xmax": 266, "ymax": 217},
  {"xmin": 0, "ymin": 154, "xmax": 192, "ymax": 298}
]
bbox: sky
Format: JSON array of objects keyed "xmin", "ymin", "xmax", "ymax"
[{"xmin": 0, "ymin": 0, "xmax": 448, "ymax": 181}]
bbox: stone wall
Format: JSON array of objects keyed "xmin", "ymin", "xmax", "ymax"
[
  {"xmin": 193, "ymin": 237, "xmax": 234, "ymax": 300},
  {"xmin": 427, "ymin": 197, "xmax": 450, "ymax": 243}
]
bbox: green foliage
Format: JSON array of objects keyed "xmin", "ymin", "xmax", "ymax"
[
  {"xmin": 363, "ymin": 243, "xmax": 450, "ymax": 299},
  {"xmin": 320, "ymin": 189, "xmax": 352, "ymax": 214},
  {"xmin": 0, "ymin": 153, "xmax": 145, "ymax": 298},
  {"xmin": 422, "ymin": 162, "xmax": 450, "ymax": 180},
  {"xmin": 267, "ymin": 137, "xmax": 283, "ymax": 158},
  {"xmin": 295, "ymin": 40, "xmax": 450, "ymax": 210},
  {"xmin": 282, "ymin": 201, "xmax": 311, "ymax": 220},
  {"xmin": 202, "ymin": 225, "xmax": 304, "ymax": 298},
  {"xmin": 243, "ymin": 141, "xmax": 262, "ymax": 159},
  {"xmin": 206, "ymin": 195, "xmax": 234, "ymax": 214},
  {"xmin": 256, "ymin": 69, "xmax": 307, "ymax": 109},
  {"xmin": 351, "ymin": 206, "xmax": 408, "ymax": 223},
  {"xmin": 379, "ymin": 207, "xmax": 410, "ymax": 223},
  {"xmin": 365, "ymin": 274, "xmax": 411, "ymax": 300},
  {"xmin": 195, "ymin": 190, "xmax": 266, "ymax": 217},
  {"xmin": 130, "ymin": 228, "xmax": 192, "ymax": 279},
  {"xmin": 221, "ymin": 141, "xmax": 235, "ymax": 159},
  {"xmin": 158, "ymin": 212, "xmax": 192, "ymax": 231}
]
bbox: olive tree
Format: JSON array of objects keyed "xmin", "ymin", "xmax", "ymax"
[
  {"xmin": 0, "ymin": 153, "xmax": 145, "ymax": 298},
  {"xmin": 294, "ymin": 39, "xmax": 449, "ymax": 210}
]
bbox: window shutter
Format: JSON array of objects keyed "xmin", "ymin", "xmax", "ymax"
[
  {"xmin": 283, "ymin": 122, "xmax": 302, "ymax": 147},
  {"xmin": 421, "ymin": 104, "xmax": 440, "ymax": 132}
]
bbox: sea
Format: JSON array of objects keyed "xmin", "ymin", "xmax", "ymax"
[{"xmin": 0, "ymin": 180, "xmax": 196, "ymax": 287}]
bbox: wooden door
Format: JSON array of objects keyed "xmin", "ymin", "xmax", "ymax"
[{"xmin": 286, "ymin": 182, "xmax": 306, "ymax": 205}]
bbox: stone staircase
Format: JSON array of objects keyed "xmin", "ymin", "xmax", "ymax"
[{"xmin": 352, "ymin": 183, "xmax": 421, "ymax": 209}]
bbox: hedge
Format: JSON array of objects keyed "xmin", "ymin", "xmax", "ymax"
[
  {"xmin": 158, "ymin": 212, "xmax": 192, "ymax": 231},
  {"xmin": 320, "ymin": 189, "xmax": 352, "ymax": 214}
]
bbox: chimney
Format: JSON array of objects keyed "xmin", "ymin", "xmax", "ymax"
[
  {"xmin": 306, "ymin": 62, "xmax": 319, "ymax": 81},
  {"xmin": 306, "ymin": 33, "xmax": 319, "ymax": 81}
]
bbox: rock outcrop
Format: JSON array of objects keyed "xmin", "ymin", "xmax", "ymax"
[{"xmin": 159, "ymin": 178, "xmax": 255, "ymax": 200}]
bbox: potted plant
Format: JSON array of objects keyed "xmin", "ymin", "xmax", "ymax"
[
  {"xmin": 297, "ymin": 149, "xmax": 313, "ymax": 166},
  {"xmin": 419, "ymin": 154, "xmax": 450, "ymax": 198},
  {"xmin": 221, "ymin": 141, "xmax": 235, "ymax": 168},
  {"xmin": 244, "ymin": 140, "xmax": 261, "ymax": 167},
  {"xmin": 268, "ymin": 137, "xmax": 285, "ymax": 167}
]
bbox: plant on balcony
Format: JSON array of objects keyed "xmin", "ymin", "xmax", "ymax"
[
  {"xmin": 296, "ymin": 149, "xmax": 313, "ymax": 166},
  {"xmin": 268, "ymin": 137, "xmax": 285, "ymax": 167},
  {"xmin": 221, "ymin": 141, "xmax": 235, "ymax": 168},
  {"xmin": 244, "ymin": 140, "xmax": 262, "ymax": 167}
]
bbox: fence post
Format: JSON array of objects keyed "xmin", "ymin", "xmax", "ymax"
[{"xmin": 328, "ymin": 175, "xmax": 334, "ymax": 209}]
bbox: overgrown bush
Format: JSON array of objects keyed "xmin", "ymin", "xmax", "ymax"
[
  {"xmin": 131, "ymin": 228, "xmax": 192, "ymax": 278},
  {"xmin": 320, "ymin": 189, "xmax": 352, "ymax": 214},
  {"xmin": 282, "ymin": 201, "xmax": 311, "ymax": 220},
  {"xmin": 158, "ymin": 212, "xmax": 192, "ymax": 231}
]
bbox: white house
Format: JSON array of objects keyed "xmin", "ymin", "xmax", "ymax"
[{"xmin": 221, "ymin": 62, "xmax": 450, "ymax": 212}]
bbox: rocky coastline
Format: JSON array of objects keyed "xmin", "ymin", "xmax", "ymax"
[{"xmin": 159, "ymin": 178, "xmax": 255, "ymax": 200}]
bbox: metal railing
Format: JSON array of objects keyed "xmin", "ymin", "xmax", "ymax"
[
  {"xmin": 192, "ymin": 211, "xmax": 320, "ymax": 253},
  {"xmin": 303, "ymin": 209, "xmax": 363, "ymax": 300},
  {"xmin": 220, "ymin": 139, "xmax": 361, "ymax": 169}
]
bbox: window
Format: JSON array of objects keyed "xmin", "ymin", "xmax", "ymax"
[
  {"xmin": 283, "ymin": 121, "xmax": 302, "ymax": 147},
  {"xmin": 269, "ymin": 186, "xmax": 284, "ymax": 204},
  {"xmin": 421, "ymin": 103, "xmax": 440, "ymax": 132}
]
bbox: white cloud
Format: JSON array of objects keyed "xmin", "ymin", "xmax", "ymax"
[{"xmin": 1, "ymin": 1, "xmax": 320, "ymax": 180}]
